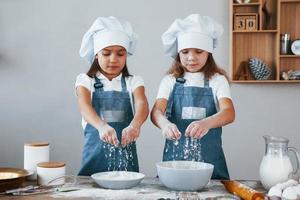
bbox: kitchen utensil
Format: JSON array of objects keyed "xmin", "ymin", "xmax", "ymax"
[
  {"xmin": 0, "ymin": 168, "xmax": 31, "ymax": 192},
  {"xmin": 221, "ymin": 180, "xmax": 265, "ymax": 200},
  {"xmin": 280, "ymin": 34, "xmax": 291, "ymax": 54},
  {"xmin": 0, "ymin": 175, "xmax": 80, "ymax": 196},
  {"xmin": 91, "ymin": 171, "xmax": 145, "ymax": 189},
  {"xmin": 0, "ymin": 185, "xmax": 56, "ymax": 196},
  {"xmin": 156, "ymin": 161, "xmax": 214, "ymax": 191},
  {"xmin": 259, "ymin": 135, "xmax": 300, "ymax": 189},
  {"xmin": 0, "ymin": 184, "xmax": 68, "ymax": 196},
  {"xmin": 291, "ymin": 40, "xmax": 300, "ymax": 55}
]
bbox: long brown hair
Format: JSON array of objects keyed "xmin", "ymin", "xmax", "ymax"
[
  {"xmin": 167, "ymin": 53, "xmax": 228, "ymax": 80},
  {"xmin": 86, "ymin": 58, "xmax": 131, "ymax": 78}
]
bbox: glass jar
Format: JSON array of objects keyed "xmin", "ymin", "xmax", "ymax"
[{"xmin": 259, "ymin": 135, "xmax": 300, "ymax": 189}]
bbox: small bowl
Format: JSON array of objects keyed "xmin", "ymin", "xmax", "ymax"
[
  {"xmin": 0, "ymin": 168, "xmax": 31, "ymax": 192},
  {"xmin": 156, "ymin": 161, "xmax": 214, "ymax": 191},
  {"xmin": 91, "ymin": 171, "xmax": 145, "ymax": 189}
]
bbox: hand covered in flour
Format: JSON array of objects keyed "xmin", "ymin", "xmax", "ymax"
[
  {"xmin": 185, "ymin": 119, "xmax": 210, "ymax": 139},
  {"xmin": 161, "ymin": 122, "xmax": 181, "ymax": 140},
  {"xmin": 121, "ymin": 125, "xmax": 140, "ymax": 147},
  {"xmin": 98, "ymin": 123, "xmax": 119, "ymax": 146}
]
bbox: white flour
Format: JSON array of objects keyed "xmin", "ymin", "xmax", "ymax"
[
  {"xmin": 52, "ymin": 182, "xmax": 175, "ymax": 200},
  {"xmin": 93, "ymin": 171, "xmax": 144, "ymax": 181},
  {"xmin": 51, "ymin": 179, "xmax": 240, "ymax": 200},
  {"xmin": 158, "ymin": 160, "xmax": 210, "ymax": 170}
]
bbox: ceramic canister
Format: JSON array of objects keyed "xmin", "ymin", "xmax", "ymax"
[
  {"xmin": 24, "ymin": 142, "xmax": 50, "ymax": 180},
  {"xmin": 37, "ymin": 161, "xmax": 66, "ymax": 186}
]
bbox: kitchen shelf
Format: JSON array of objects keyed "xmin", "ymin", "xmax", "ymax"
[
  {"xmin": 233, "ymin": 30, "xmax": 278, "ymax": 33},
  {"xmin": 280, "ymin": 0, "xmax": 300, "ymax": 3},
  {"xmin": 231, "ymin": 80, "xmax": 285, "ymax": 83},
  {"xmin": 233, "ymin": 3, "xmax": 261, "ymax": 6},
  {"xmin": 229, "ymin": 0, "xmax": 300, "ymax": 83},
  {"xmin": 280, "ymin": 55, "xmax": 300, "ymax": 58},
  {"xmin": 232, "ymin": 80, "xmax": 300, "ymax": 83},
  {"xmin": 279, "ymin": 80, "xmax": 300, "ymax": 82}
]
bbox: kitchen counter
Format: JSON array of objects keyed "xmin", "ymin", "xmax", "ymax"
[{"xmin": 0, "ymin": 177, "xmax": 266, "ymax": 200}]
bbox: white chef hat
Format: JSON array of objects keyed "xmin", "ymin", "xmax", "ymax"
[
  {"xmin": 161, "ymin": 14, "xmax": 224, "ymax": 58},
  {"xmin": 79, "ymin": 16, "xmax": 138, "ymax": 64}
]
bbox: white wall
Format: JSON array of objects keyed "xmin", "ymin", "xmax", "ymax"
[{"xmin": 1, "ymin": 0, "xmax": 300, "ymax": 180}]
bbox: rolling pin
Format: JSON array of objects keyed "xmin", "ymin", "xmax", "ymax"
[{"xmin": 221, "ymin": 180, "xmax": 265, "ymax": 200}]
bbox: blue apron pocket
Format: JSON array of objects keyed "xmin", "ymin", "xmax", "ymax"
[
  {"xmin": 181, "ymin": 106, "xmax": 206, "ymax": 120},
  {"xmin": 100, "ymin": 110, "xmax": 125, "ymax": 122}
]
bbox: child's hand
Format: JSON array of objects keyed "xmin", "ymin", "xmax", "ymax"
[
  {"xmin": 161, "ymin": 123, "xmax": 181, "ymax": 140},
  {"xmin": 185, "ymin": 120, "xmax": 209, "ymax": 139},
  {"xmin": 98, "ymin": 124, "xmax": 119, "ymax": 146},
  {"xmin": 121, "ymin": 125, "xmax": 140, "ymax": 147}
]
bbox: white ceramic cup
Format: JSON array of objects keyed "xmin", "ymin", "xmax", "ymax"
[
  {"xmin": 37, "ymin": 162, "xmax": 66, "ymax": 186},
  {"xmin": 24, "ymin": 142, "xmax": 50, "ymax": 180}
]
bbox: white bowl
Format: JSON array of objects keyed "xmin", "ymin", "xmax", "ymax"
[
  {"xmin": 91, "ymin": 171, "xmax": 145, "ymax": 189},
  {"xmin": 156, "ymin": 161, "xmax": 214, "ymax": 191}
]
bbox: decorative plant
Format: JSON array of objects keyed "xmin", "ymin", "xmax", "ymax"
[{"xmin": 248, "ymin": 58, "xmax": 272, "ymax": 80}]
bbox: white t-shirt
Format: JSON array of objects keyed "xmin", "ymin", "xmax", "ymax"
[
  {"xmin": 156, "ymin": 72, "xmax": 231, "ymax": 111},
  {"xmin": 75, "ymin": 72, "xmax": 144, "ymax": 129}
]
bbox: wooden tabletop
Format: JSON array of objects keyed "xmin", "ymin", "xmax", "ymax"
[{"xmin": 0, "ymin": 177, "xmax": 266, "ymax": 200}]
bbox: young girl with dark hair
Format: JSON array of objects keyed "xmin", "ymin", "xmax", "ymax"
[
  {"xmin": 151, "ymin": 14, "xmax": 235, "ymax": 180},
  {"xmin": 75, "ymin": 16, "xmax": 149, "ymax": 176}
]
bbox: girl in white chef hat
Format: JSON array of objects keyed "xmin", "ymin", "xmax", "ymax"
[
  {"xmin": 75, "ymin": 16, "xmax": 149, "ymax": 176},
  {"xmin": 151, "ymin": 14, "xmax": 235, "ymax": 179}
]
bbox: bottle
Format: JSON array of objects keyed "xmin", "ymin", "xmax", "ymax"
[{"xmin": 280, "ymin": 34, "xmax": 291, "ymax": 55}]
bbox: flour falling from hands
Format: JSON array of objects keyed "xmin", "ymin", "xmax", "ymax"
[
  {"xmin": 167, "ymin": 137, "xmax": 202, "ymax": 161},
  {"xmin": 104, "ymin": 143, "xmax": 135, "ymax": 171}
]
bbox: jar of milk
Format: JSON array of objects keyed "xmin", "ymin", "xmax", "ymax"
[{"xmin": 259, "ymin": 135, "xmax": 300, "ymax": 189}]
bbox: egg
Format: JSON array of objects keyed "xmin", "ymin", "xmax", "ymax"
[
  {"xmin": 282, "ymin": 187, "xmax": 297, "ymax": 200},
  {"xmin": 267, "ymin": 179, "xmax": 300, "ymax": 199},
  {"xmin": 268, "ymin": 185, "xmax": 282, "ymax": 197}
]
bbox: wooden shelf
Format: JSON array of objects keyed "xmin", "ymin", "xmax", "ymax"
[
  {"xmin": 233, "ymin": 3, "xmax": 260, "ymax": 6},
  {"xmin": 280, "ymin": 55, "xmax": 300, "ymax": 58},
  {"xmin": 231, "ymin": 80, "xmax": 300, "ymax": 83},
  {"xmin": 229, "ymin": 0, "xmax": 300, "ymax": 83},
  {"xmin": 231, "ymin": 80, "xmax": 279, "ymax": 83},
  {"xmin": 279, "ymin": 80, "xmax": 300, "ymax": 82},
  {"xmin": 280, "ymin": 0, "xmax": 300, "ymax": 3},
  {"xmin": 233, "ymin": 30, "xmax": 278, "ymax": 33}
]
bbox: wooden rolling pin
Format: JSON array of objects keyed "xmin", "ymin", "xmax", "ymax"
[{"xmin": 221, "ymin": 180, "xmax": 265, "ymax": 200}]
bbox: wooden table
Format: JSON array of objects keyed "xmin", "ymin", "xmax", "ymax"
[{"xmin": 0, "ymin": 177, "xmax": 266, "ymax": 200}]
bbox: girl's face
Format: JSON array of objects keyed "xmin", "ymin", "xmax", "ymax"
[
  {"xmin": 179, "ymin": 48, "xmax": 209, "ymax": 73},
  {"xmin": 97, "ymin": 45, "xmax": 127, "ymax": 79}
]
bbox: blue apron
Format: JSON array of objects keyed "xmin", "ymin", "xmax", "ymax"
[
  {"xmin": 163, "ymin": 76, "xmax": 229, "ymax": 180},
  {"xmin": 78, "ymin": 76, "xmax": 139, "ymax": 176}
]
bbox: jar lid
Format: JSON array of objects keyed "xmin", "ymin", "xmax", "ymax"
[
  {"xmin": 24, "ymin": 142, "xmax": 49, "ymax": 147},
  {"xmin": 37, "ymin": 162, "xmax": 65, "ymax": 168}
]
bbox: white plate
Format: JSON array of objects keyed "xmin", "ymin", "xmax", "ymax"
[
  {"xmin": 291, "ymin": 40, "xmax": 300, "ymax": 55},
  {"xmin": 91, "ymin": 171, "xmax": 145, "ymax": 189}
]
